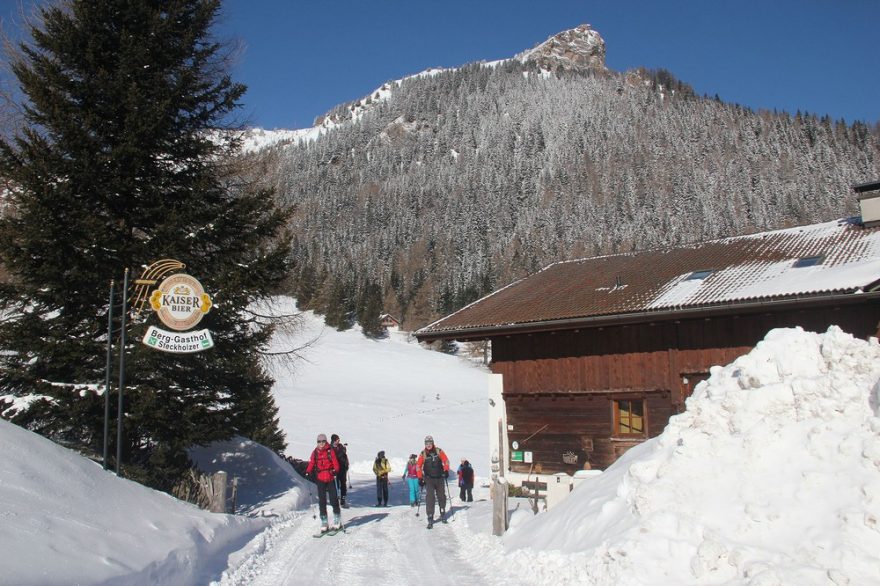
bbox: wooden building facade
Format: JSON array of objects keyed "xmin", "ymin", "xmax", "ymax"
[
  {"xmin": 492, "ymin": 300, "xmax": 880, "ymax": 473},
  {"xmin": 416, "ymin": 205, "xmax": 880, "ymax": 476}
]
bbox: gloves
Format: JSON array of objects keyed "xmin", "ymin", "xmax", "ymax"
[
  {"xmin": 443, "ymin": 470, "xmax": 449, "ymax": 479},
  {"xmin": 418, "ymin": 478, "xmax": 425, "ymax": 487}
]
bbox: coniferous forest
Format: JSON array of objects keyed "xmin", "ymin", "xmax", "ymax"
[{"xmin": 245, "ymin": 59, "xmax": 879, "ymax": 330}]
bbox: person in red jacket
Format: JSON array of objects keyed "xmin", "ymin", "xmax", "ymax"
[
  {"xmin": 417, "ymin": 435, "xmax": 450, "ymax": 528},
  {"xmin": 305, "ymin": 433, "xmax": 342, "ymax": 532}
]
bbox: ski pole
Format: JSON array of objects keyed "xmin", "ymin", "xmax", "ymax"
[
  {"xmin": 416, "ymin": 481, "xmax": 424, "ymax": 517},
  {"xmin": 444, "ymin": 476, "xmax": 456, "ymax": 521}
]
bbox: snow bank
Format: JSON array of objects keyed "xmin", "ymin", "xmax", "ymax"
[
  {"xmin": 0, "ymin": 420, "xmax": 268, "ymax": 586},
  {"xmin": 189, "ymin": 437, "xmax": 311, "ymax": 517},
  {"xmin": 504, "ymin": 326, "xmax": 880, "ymax": 585}
]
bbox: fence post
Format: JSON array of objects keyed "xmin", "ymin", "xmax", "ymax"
[
  {"xmin": 492, "ymin": 477, "xmax": 508, "ymax": 536},
  {"xmin": 210, "ymin": 471, "xmax": 228, "ymax": 513}
]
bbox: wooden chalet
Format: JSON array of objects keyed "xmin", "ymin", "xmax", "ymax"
[
  {"xmin": 415, "ymin": 193, "xmax": 880, "ymax": 478},
  {"xmin": 379, "ymin": 313, "xmax": 400, "ymax": 329}
]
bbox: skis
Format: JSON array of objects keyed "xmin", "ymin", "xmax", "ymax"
[{"xmin": 312, "ymin": 525, "xmax": 346, "ymax": 538}]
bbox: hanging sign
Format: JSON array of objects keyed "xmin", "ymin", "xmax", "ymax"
[
  {"xmin": 139, "ymin": 268, "xmax": 214, "ymax": 353},
  {"xmin": 143, "ymin": 326, "xmax": 214, "ymax": 353}
]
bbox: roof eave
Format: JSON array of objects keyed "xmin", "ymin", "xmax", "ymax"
[{"xmin": 413, "ymin": 290, "xmax": 880, "ymax": 342}]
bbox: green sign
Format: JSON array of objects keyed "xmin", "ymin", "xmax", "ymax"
[{"xmin": 511, "ymin": 450, "xmax": 524, "ymax": 462}]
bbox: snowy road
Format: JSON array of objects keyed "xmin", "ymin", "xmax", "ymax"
[{"xmin": 214, "ymin": 473, "xmax": 523, "ymax": 586}]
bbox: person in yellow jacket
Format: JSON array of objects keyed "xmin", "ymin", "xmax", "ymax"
[{"xmin": 373, "ymin": 450, "xmax": 392, "ymax": 506}]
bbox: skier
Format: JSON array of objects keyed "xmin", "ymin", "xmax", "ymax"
[
  {"xmin": 305, "ymin": 433, "xmax": 342, "ymax": 533},
  {"xmin": 457, "ymin": 458, "xmax": 474, "ymax": 502},
  {"xmin": 417, "ymin": 435, "xmax": 450, "ymax": 528},
  {"xmin": 331, "ymin": 433, "xmax": 349, "ymax": 508},
  {"xmin": 402, "ymin": 453, "xmax": 420, "ymax": 506},
  {"xmin": 373, "ymin": 450, "xmax": 391, "ymax": 506}
]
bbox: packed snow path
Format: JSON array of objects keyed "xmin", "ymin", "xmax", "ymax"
[{"xmin": 215, "ymin": 473, "xmax": 511, "ymax": 586}]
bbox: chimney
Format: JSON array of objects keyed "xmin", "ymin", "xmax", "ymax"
[{"xmin": 853, "ymin": 180, "xmax": 880, "ymax": 228}]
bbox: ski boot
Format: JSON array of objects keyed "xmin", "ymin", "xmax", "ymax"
[
  {"xmin": 439, "ymin": 508, "xmax": 448, "ymax": 523},
  {"xmin": 332, "ymin": 512, "xmax": 342, "ymax": 532},
  {"xmin": 319, "ymin": 515, "xmax": 329, "ymax": 533}
]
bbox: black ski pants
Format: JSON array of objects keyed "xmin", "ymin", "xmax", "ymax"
[
  {"xmin": 336, "ymin": 469, "xmax": 348, "ymax": 501},
  {"xmin": 424, "ymin": 476, "xmax": 446, "ymax": 518},
  {"xmin": 317, "ymin": 479, "xmax": 341, "ymax": 520},
  {"xmin": 376, "ymin": 475, "xmax": 389, "ymax": 505}
]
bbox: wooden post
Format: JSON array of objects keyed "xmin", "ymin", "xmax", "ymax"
[
  {"xmin": 210, "ymin": 471, "xmax": 228, "ymax": 513},
  {"xmin": 492, "ymin": 478, "xmax": 508, "ymax": 536}
]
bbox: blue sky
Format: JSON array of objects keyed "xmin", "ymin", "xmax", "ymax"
[{"xmin": 2, "ymin": 1, "xmax": 878, "ymax": 130}]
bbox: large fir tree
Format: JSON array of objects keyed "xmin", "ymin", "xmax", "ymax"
[{"xmin": 0, "ymin": 0, "xmax": 291, "ymax": 490}]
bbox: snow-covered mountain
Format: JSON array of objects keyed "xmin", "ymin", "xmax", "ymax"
[{"xmin": 237, "ymin": 24, "xmax": 880, "ymax": 332}]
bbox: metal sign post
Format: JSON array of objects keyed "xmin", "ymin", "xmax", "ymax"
[
  {"xmin": 102, "ymin": 280, "xmax": 115, "ymax": 470},
  {"xmin": 116, "ymin": 268, "xmax": 129, "ymax": 475}
]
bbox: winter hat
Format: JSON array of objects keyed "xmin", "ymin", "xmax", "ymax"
[
  {"xmin": 424, "ymin": 435, "xmax": 434, "ymax": 444},
  {"xmin": 317, "ymin": 433, "xmax": 327, "ymax": 442},
  {"xmin": 378, "ymin": 450, "xmax": 385, "ymax": 458},
  {"xmin": 331, "ymin": 434, "xmax": 340, "ymax": 443}
]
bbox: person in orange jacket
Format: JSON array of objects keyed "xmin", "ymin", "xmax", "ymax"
[
  {"xmin": 305, "ymin": 433, "xmax": 342, "ymax": 532},
  {"xmin": 416, "ymin": 435, "xmax": 450, "ymax": 528}
]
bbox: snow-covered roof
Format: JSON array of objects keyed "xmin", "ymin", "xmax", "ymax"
[{"xmin": 417, "ymin": 217, "xmax": 880, "ymax": 339}]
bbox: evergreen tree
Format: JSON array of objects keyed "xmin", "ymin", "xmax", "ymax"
[
  {"xmin": 358, "ymin": 281, "xmax": 385, "ymax": 339},
  {"xmin": 0, "ymin": 0, "xmax": 291, "ymax": 490}
]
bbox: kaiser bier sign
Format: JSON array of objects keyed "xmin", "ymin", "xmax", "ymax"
[{"xmin": 141, "ymin": 271, "xmax": 214, "ymax": 353}]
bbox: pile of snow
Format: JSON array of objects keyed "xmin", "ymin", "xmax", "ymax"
[
  {"xmin": 189, "ymin": 437, "xmax": 311, "ymax": 517},
  {"xmin": 0, "ymin": 419, "xmax": 270, "ymax": 585},
  {"xmin": 502, "ymin": 326, "xmax": 880, "ymax": 585}
]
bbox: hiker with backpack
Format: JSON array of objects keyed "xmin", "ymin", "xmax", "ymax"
[
  {"xmin": 457, "ymin": 458, "xmax": 475, "ymax": 502},
  {"xmin": 305, "ymin": 433, "xmax": 342, "ymax": 533},
  {"xmin": 373, "ymin": 450, "xmax": 392, "ymax": 506},
  {"xmin": 331, "ymin": 433, "xmax": 349, "ymax": 508},
  {"xmin": 417, "ymin": 435, "xmax": 450, "ymax": 528},
  {"xmin": 402, "ymin": 453, "xmax": 420, "ymax": 507}
]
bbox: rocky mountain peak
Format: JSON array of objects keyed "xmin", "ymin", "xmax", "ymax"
[{"xmin": 516, "ymin": 24, "xmax": 606, "ymax": 72}]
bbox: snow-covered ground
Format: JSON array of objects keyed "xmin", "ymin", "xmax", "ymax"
[{"xmin": 2, "ymin": 297, "xmax": 880, "ymax": 585}]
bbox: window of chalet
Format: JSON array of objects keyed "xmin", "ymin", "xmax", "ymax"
[
  {"xmin": 793, "ymin": 255, "xmax": 823, "ymax": 268},
  {"xmin": 613, "ymin": 399, "xmax": 646, "ymax": 437},
  {"xmin": 686, "ymin": 269, "xmax": 713, "ymax": 280}
]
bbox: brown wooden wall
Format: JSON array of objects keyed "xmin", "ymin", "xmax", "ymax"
[
  {"xmin": 492, "ymin": 301, "xmax": 880, "ymax": 472},
  {"xmin": 505, "ymin": 390, "xmax": 674, "ymax": 473}
]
